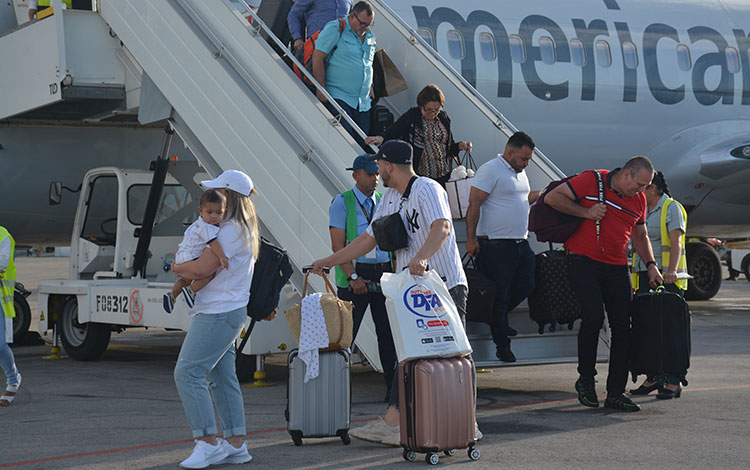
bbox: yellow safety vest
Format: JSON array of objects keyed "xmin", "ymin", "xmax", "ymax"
[
  {"xmin": 0, "ymin": 227, "xmax": 16, "ymax": 318},
  {"xmin": 632, "ymin": 198, "xmax": 688, "ymax": 290},
  {"xmin": 37, "ymin": 0, "xmax": 73, "ymax": 8}
]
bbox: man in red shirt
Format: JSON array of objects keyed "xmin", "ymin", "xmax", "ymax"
[{"xmin": 546, "ymin": 156, "xmax": 663, "ymax": 412}]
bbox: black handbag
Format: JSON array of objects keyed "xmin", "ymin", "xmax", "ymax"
[
  {"xmin": 463, "ymin": 254, "xmax": 496, "ymax": 324},
  {"xmin": 371, "ymin": 176, "xmax": 418, "ymax": 252}
]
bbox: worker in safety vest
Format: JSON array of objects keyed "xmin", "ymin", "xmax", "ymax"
[
  {"xmin": 629, "ymin": 171, "xmax": 687, "ymax": 399},
  {"xmin": 0, "ymin": 226, "xmax": 21, "ymax": 406},
  {"xmin": 28, "ymin": 0, "xmax": 72, "ymax": 21},
  {"xmin": 328, "ymin": 155, "xmax": 396, "ymax": 401}
]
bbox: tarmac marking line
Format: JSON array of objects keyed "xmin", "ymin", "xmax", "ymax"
[{"xmin": 3, "ymin": 386, "xmax": 747, "ymax": 468}]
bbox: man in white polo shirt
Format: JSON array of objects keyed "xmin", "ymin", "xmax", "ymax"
[{"xmin": 465, "ymin": 131, "xmax": 540, "ymax": 362}]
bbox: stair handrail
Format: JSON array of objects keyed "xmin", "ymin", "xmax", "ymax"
[
  {"xmin": 175, "ymin": 0, "xmax": 359, "ymax": 196},
  {"xmin": 231, "ymin": 0, "xmax": 372, "ymax": 146},
  {"xmin": 372, "ymin": 1, "xmax": 564, "ymax": 178}
]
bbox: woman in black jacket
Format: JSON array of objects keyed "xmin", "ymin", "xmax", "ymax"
[{"xmin": 365, "ymin": 84, "xmax": 472, "ymax": 185}]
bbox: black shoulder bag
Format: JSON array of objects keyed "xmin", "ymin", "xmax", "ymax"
[{"xmin": 371, "ymin": 176, "xmax": 418, "ymax": 252}]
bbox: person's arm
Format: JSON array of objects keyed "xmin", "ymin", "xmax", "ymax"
[
  {"xmin": 465, "ymin": 187, "xmax": 489, "ymax": 256},
  {"xmin": 545, "ymin": 182, "xmax": 606, "ymax": 220},
  {"xmin": 208, "ymin": 239, "xmax": 229, "ymax": 270},
  {"xmin": 663, "ymin": 228, "xmax": 684, "ymax": 285},
  {"xmin": 0, "ymin": 238, "xmax": 10, "ymax": 274},
  {"xmin": 407, "ymin": 219, "xmax": 451, "ymax": 275},
  {"xmin": 287, "ymin": 0, "xmax": 310, "ymax": 49},
  {"xmin": 312, "ymin": 49, "xmax": 328, "ymax": 102},
  {"xmin": 632, "ymin": 223, "xmax": 664, "ymax": 287},
  {"xmin": 312, "ymin": 231, "xmax": 378, "ymax": 274},
  {"xmin": 528, "ymin": 190, "xmax": 541, "ymax": 204},
  {"xmin": 330, "ymin": 227, "xmax": 368, "ymax": 294},
  {"xmin": 172, "ymin": 246, "xmax": 221, "ymax": 281}
]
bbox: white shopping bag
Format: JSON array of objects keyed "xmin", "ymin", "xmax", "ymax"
[
  {"xmin": 445, "ymin": 176, "xmax": 473, "ymax": 219},
  {"xmin": 381, "ymin": 269, "xmax": 472, "ymax": 362}
]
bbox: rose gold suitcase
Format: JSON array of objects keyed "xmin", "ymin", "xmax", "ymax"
[{"xmin": 398, "ymin": 358, "xmax": 480, "ymax": 465}]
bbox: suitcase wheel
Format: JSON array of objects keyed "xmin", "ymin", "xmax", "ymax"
[
  {"xmin": 468, "ymin": 446, "xmax": 480, "ymax": 461},
  {"xmin": 290, "ymin": 430, "xmax": 302, "ymax": 447},
  {"xmin": 444, "ymin": 449, "xmax": 456, "ymax": 457},
  {"xmin": 549, "ymin": 323, "xmax": 557, "ymax": 333},
  {"xmin": 340, "ymin": 431, "xmax": 351, "ymax": 445},
  {"xmin": 402, "ymin": 450, "xmax": 416, "ymax": 462},
  {"xmin": 426, "ymin": 452, "xmax": 439, "ymax": 465}
]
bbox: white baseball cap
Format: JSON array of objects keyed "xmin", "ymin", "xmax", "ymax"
[{"xmin": 201, "ymin": 170, "xmax": 254, "ymax": 196}]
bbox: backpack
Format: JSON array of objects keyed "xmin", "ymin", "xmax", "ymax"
[
  {"xmin": 528, "ymin": 170, "xmax": 603, "ymax": 243},
  {"xmin": 293, "ymin": 18, "xmax": 346, "ymax": 87},
  {"xmin": 247, "ymin": 237, "xmax": 294, "ymax": 321}
]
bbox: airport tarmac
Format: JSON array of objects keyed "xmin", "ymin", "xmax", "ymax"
[{"xmin": 2, "ymin": 256, "xmax": 750, "ymax": 469}]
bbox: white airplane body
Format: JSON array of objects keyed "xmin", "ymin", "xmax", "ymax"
[{"xmin": 384, "ymin": 0, "xmax": 750, "ymax": 237}]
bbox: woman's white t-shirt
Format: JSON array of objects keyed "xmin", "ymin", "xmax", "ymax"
[{"xmin": 192, "ymin": 220, "xmax": 254, "ymax": 315}]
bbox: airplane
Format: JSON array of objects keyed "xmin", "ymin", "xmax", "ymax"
[
  {"xmin": 2, "ymin": 0, "xmax": 750, "ymax": 302},
  {"xmin": 378, "ymin": 0, "xmax": 750, "ymax": 299}
]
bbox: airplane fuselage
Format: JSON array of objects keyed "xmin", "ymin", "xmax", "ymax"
[{"xmin": 386, "ymin": 0, "xmax": 750, "ymax": 236}]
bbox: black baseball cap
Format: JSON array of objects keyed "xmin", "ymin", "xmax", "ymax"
[{"xmin": 368, "ymin": 139, "xmax": 413, "ymax": 165}]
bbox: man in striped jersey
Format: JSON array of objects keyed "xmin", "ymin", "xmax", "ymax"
[
  {"xmin": 546, "ymin": 156, "xmax": 663, "ymax": 413},
  {"xmin": 312, "ymin": 139, "xmax": 474, "ymax": 445}
]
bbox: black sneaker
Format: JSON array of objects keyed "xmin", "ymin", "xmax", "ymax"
[
  {"xmin": 604, "ymin": 394, "xmax": 641, "ymax": 412},
  {"xmin": 496, "ymin": 345, "xmax": 516, "ymax": 362},
  {"xmin": 575, "ymin": 377, "xmax": 599, "ymax": 408},
  {"xmin": 506, "ymin": 327, "xmax": 518, "ymax": 337}
]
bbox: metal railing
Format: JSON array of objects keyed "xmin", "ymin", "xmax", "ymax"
[
  {"xmin": 232, "ymin": 0, "xmax": 372, "ymax": 147},
  {"xmin": 373, "ymin": 1, "xmax": 564, "ymax": 178}
]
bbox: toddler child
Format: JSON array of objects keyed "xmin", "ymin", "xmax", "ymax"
[{"xmin": 163, "ymin": 189, "xmax": 228, "ymax": 313}]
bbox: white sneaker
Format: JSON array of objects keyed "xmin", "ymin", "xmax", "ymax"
[
  {"xmin": 350, "ymin": 419, "xmax": 401, "ymax": 447},
  {"xmin": 475, "ymin": 423, "xmax": 483, "ymax": 441},
  {"xmin": 179, "ymin": 440, "xmax": 228, "ymax": 469},
  {"xmin": 218, "ymin": 439, "xmax": 253, "ymax": 464}
]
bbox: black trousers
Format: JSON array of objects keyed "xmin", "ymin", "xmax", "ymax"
[
  {"xmin": 476, "ymin": 239, "xmax": 536, "ymax": 348},
  {"xmin": 567, "ymin": 255, "xmax": 632, "ymax": 395},
  {"xmin": 337, "ymin": 263, "xmax": 396, "ymax": 392}
]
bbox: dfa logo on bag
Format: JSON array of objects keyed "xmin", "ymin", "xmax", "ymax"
[{"xmin": 403, "ymin": 284, "xmax": 451, "ymax": 331}]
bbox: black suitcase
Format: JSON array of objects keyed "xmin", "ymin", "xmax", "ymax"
[
  {"xmin": 463, "ymin": 255, "xmax": 496, "ymax": 324},
  {"xmin": 630, "ymin": 288, "xmax": 691, "ymax": 385},
  {"xmin": 527, "ymin": 249, "xmax": 582, "ymax": 334}
]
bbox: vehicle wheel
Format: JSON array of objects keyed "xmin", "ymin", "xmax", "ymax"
[
  {"xmin": 12, "ymin": 290, "xmax": 31, "ymax": 341},
  {"xmin": 235, "ymin": 353, "xmax": 257, "ymax": 383},
  {"xmin": 340, "ymin": 431, "xmax": 351, "ymax": 445},
  {"xmin": 685, "ymin": 243, "xmax": 722, "ymax": 300},
  {"xmin": 742, "ymin": 254, "xmax": 750, "ymax": 282},
  {"xmin": 468, "ymin": 447, "xmax": 480, "ymax": 460},
  {"xmin": 59, "ymin": 297, "xmax": 111, "ymax": 360},
  {"xmin": 444, "ymin": 449, "xmax": 456, "ymax": 456},
  {"xmin": 403, "ymin": 450, "xmax": 416, "ymax": 461}
]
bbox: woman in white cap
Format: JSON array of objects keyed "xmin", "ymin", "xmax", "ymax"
[{"xmin": 171, "ymin": 170, "xmax": 259, "ymax": 469}]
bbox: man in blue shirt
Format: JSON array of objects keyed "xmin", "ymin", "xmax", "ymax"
[
  {"xmin": 287, "ymin": 0, "xmax": 353, "ymax": 52},
  {"xmin": 312, "ymin": 1, "xmax": 375, "ymax": 139},
  {"xmin": 329, "ymin": 154, "xmax": 395, "ymax": 400}
]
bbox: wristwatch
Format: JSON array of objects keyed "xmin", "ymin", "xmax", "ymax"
[{"xmin": 348, "ymin": 273, "xmax": 359, "ymax": 281}]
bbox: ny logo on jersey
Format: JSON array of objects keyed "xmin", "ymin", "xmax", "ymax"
[{"xmin": 406, "ymin": 209, "xmax": 420, "ymax": 233}]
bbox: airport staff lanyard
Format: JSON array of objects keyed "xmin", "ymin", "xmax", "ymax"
[{"xmin": 354, "ymin": 194, "xmax": 373, "ymax": 224}]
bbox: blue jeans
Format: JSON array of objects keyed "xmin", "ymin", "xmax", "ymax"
[
  {"xmin": 0, "ymin": 304, "xmax": 20, "ymax": 387},
  {"xmin": 476, "ymin": 239, "xmax": 536, "ymax": 348},
  {"xmin": 174, "ymin": 307, "xmax": 247, "ymax": 438}
]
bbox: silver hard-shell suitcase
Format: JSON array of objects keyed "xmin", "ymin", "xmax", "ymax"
[{"xmin": 285, "ymin": 349, "xmax": 351, "ymax": 446}]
